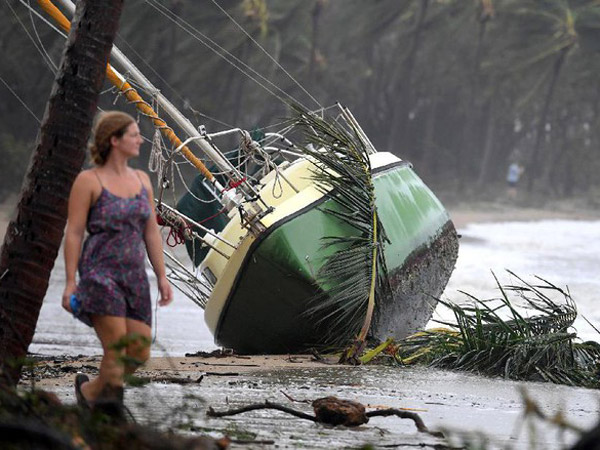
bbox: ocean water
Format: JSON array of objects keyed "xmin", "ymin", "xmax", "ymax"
[
  {"xmin": 441, "ymin": 219, "xmax": 600, "ymax": 343},
  {"xmin": 30, "ymin": 219, "xmax": 600, "ymax": 355},
  {"xmin": 28, "ymin": 219, "xmax": 600, "ymax": 449}
]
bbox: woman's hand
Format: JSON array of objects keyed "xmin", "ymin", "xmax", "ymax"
[
  {"xmin": 158, "ymin": 276, "xmax": 173, "ymax": 306},
  {"xmin": 62, "ymin": 281, "xmax": 77, "ymax": 313}
]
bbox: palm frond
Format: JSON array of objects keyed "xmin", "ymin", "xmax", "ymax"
[
  {"xmin": 292, "ymin": 105, "xmax": 391, "ymax": 360},
  {"xmin": 394, "ymin": 272, "xmax": 600, "ymax": 388}
]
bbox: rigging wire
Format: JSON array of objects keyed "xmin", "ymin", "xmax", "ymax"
[
  {"xmin": 144, "ymin": 0, "xmax": 312, "ymax": 111},
  {"xmin": 22, "ymin": 0, "xmax": 67, "ymax": 40},
  {"xmin": 7, "ymin": 0, "xmax": 57, "ymax": 75},
  {"xmin": 17, "ymin": 0, "xmax": 235, "ymax": 132},
  {"xmin": 0, "ymin": 75, "xmax": 41, "ymax": 124},
  {"xmin": 114, "ymin": 32, "xmax": 235, "ymax": 129},
  {"xmin": 209, "ymin": 0, "xmax": 323, "ymax": 109},
  {"xmin": 25, "ymin": 0, "xmax": 60, "ymax": 72}
]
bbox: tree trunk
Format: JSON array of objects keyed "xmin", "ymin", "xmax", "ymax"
[
  {"xmin": 308, "ymin": 0, "xmax": 324, "ymax": 84},
  {"xmin": 464, "ymin": 7, "xmax": 491, "ymax": 189},
  {"xmin": 476, "ymin": 92, "xmax": 496, "ymax": 188},
  {"xmin": 419, "ymin": 54, "xmax": 441, "ymax": 174},
  {"xmin": 386, "ymin": 0, "xmax": 429, "ymax": 153},
  {"xmin": 0, "ymin": 0, "xmax": 124, "ymax": 386},
  {"xmin": 419, "ymin": 92, "xmax": 438, "ymax": 177},
  {"xmin": 526, "ymin": 46, "xmax": 570, "ymax": 192}
]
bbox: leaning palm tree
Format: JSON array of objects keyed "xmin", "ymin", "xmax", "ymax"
[
  {"xmin": 0, "ymin": 0, "xmax": 124, "ymax": 386},
  {"xmin": 491, "ymin": 0, "xmax": 600, "ymax": 192}
]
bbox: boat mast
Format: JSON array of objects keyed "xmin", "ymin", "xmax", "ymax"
[
  {"xmin": 53, "ymin": 0, "xmax": 239, "ymax": 179},
  {"xmin": 37, "ymin": 0, "xmax": 267, "ymax": 230}
]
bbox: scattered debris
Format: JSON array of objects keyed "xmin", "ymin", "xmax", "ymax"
[
  {"xmin": 207, "ymin": 396, "xmax": 444, "ymax": 438},
  {"xmin": 185, "ymin": 349, "xmax": 249, "ymax": 359},
  {"xmin": 391, "ymin": 272, "xmax": 600, "ymax": 388}
]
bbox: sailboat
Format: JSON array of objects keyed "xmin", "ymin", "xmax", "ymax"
[{"xmin": 35, "ymin": 0, "xmax": 459, "ymax": 355}]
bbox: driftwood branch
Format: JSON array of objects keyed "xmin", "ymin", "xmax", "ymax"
[
  {"xmin": 280, "ymin": 390, "xmax": 311, "ymax": 404},
  {"xmin": 366, "ymin": 409, "xmax": 445, "ymax": 438},
  {"xmin": 207, "ymin": 401, "xmax": 317, "ymax": 422},
  {"xmin": 208, "ymin": 397, "xmax": 443, "ymax": 438}
]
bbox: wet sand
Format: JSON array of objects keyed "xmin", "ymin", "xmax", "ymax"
[
  {"xmin": 22, "ymin": 353, "xmax": 599, "ymax": 449},
  {"xmin": 5, "ymin": 199, "xmax": 600, "ymax": 448}
]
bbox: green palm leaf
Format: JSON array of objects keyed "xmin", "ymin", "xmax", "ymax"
[
  {"xmin": 292, "ymin": 105, "xmax": 391, "ymax": 362},
  {"xmin": 394, "ymin": 272, "xmax": 600, "ymax": 388}
]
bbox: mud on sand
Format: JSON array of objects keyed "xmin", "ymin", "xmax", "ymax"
[
  {"xmin": 19, "ymin": 352, "xmax": 600, "ymax": 449},
  {"xmin": 7, "ymin": 200, "xmax": 600, "ymax": 447}
]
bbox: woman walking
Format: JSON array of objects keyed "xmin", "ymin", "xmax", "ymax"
[{"xmin": 62, "ymin": 111, "xmax": 173, "ymax": 408}]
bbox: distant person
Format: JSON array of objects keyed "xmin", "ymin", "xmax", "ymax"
[
  {"xmin": 506, "ymin": 161, "xmax": 524, "ymax": 199},
  {"xmin": 62, "ymin": 111, "xmax": 173, "ymax": 411}
]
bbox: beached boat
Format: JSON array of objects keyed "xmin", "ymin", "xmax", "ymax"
[
  {"xmin": 199, "ymin": 149, "xmax": 458, "ymax": 353},
  {"xmin": 36, "ymin": 0, "xmax": 459, "ymax": 356}
]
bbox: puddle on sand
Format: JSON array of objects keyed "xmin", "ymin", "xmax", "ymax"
[{"xmin": 47, "ymin": 365, "xmax": 598, "ymax": 449}]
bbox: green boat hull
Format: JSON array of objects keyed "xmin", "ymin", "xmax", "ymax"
[{"xmin": 214, "ymin": 161, "xmax": 459, "ymax": 353}]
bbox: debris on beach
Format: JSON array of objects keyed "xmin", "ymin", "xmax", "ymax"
[
  {"xmin": 207, "ymin": 395, "xmax": 444, "ymax": 438},
  {"xmin": 387, "ymin": 271, "xmax": 600, "ymax": 388}
]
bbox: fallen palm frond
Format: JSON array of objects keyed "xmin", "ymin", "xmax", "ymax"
[
  {"xmin": 394, "ymin": 271, "xmax": 600, "ymax": 388},
  {"xmin": 292, "ymin": 105, "xmax": 390, "ymax": 362}
]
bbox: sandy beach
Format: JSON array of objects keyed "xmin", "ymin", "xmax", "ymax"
[
  {"xmin": 4, "ymin": 198, "xmax": 600, "ymax": 448},
  {"xmin": 19, "ymin": 352, "xmax": 600, "ymax": 449}
]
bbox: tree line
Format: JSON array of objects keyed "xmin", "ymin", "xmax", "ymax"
[{"xmin": 2, "ymin": 0, "xmax": 600, "ymax": 202}]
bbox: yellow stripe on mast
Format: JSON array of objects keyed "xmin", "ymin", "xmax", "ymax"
[{"xmin": 37, "ymin": 0, "xmax": 215, "ymax": 182}]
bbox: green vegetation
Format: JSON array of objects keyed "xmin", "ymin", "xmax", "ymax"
[
  {"xmin": 2, "ymin": 1, "xmax": 600, "ymax": 200},
  {"xmin": 393, "ymin": 271, "xmax": 600, "ymax": 388},
  {"xmin": 295, "ymin": 106, "xmax": 390, "ymax": 359}
]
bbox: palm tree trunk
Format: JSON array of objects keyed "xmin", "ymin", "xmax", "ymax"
[
  {"xmin": 526, "ymin": 46, "xmax": 570, "ymax": 192},
  {"xmin": 308, "ymin": 0, "xmax": 324, "ymax": 84},
  {"xmin": 476, "ymin": 92, "xmax": 496, "ymax": 188},
  {"xmin": 0, "ymin": 0, "xmax": 124, "ymax": 387},
  {"xmin": 464, "ymin": 6, "xmax": 492, "ymax": 189},
  {"xmin": 386, "ymin": 0, "xmax": 429, "ymax": 153}
]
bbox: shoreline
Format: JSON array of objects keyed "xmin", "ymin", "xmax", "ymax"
[
  {"xmin": 3, "ymin": 199, "xmax": 599, "ymax": 242},
  {"xmin": 447, "ymin": 200, "xmax": 600, "ymax": 229},
  {"xmin": 8, "ymin": 198, "xmax": 600, "ymax": 448},
  {"xmin": 23, "ymin": 353, "xmax": 347, "ymax": 390}
]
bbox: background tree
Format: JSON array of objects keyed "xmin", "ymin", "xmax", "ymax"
[{"xmin": 3, "ymin": 0, "xmax": 600, "ymax": 202}]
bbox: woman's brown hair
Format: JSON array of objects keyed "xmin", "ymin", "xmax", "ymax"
[{"xmin": 89, "ymin": 111, "xmax": 136, "ymax": 165}]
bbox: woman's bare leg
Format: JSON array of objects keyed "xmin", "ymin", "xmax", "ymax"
[
  {"xmin": 80, "ymin": 315, "xmax": 127, "ymax": 403},
  {"xmin": 124, "ymin": 318, "xmax": 152, "ymax": 375}
]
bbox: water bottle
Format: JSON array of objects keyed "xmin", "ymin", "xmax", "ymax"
[{"xmin": 70, "ymin": 294, "xmax": 81, "ymax": 316}]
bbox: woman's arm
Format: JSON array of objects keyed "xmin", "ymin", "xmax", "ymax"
[
  {"xmin": 62, "ymin": 171, "xmax": 95, "ymax": 312},
  {"xmin": 140, "ymin": 171, "xmax": 173, "ymax": 306}
]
